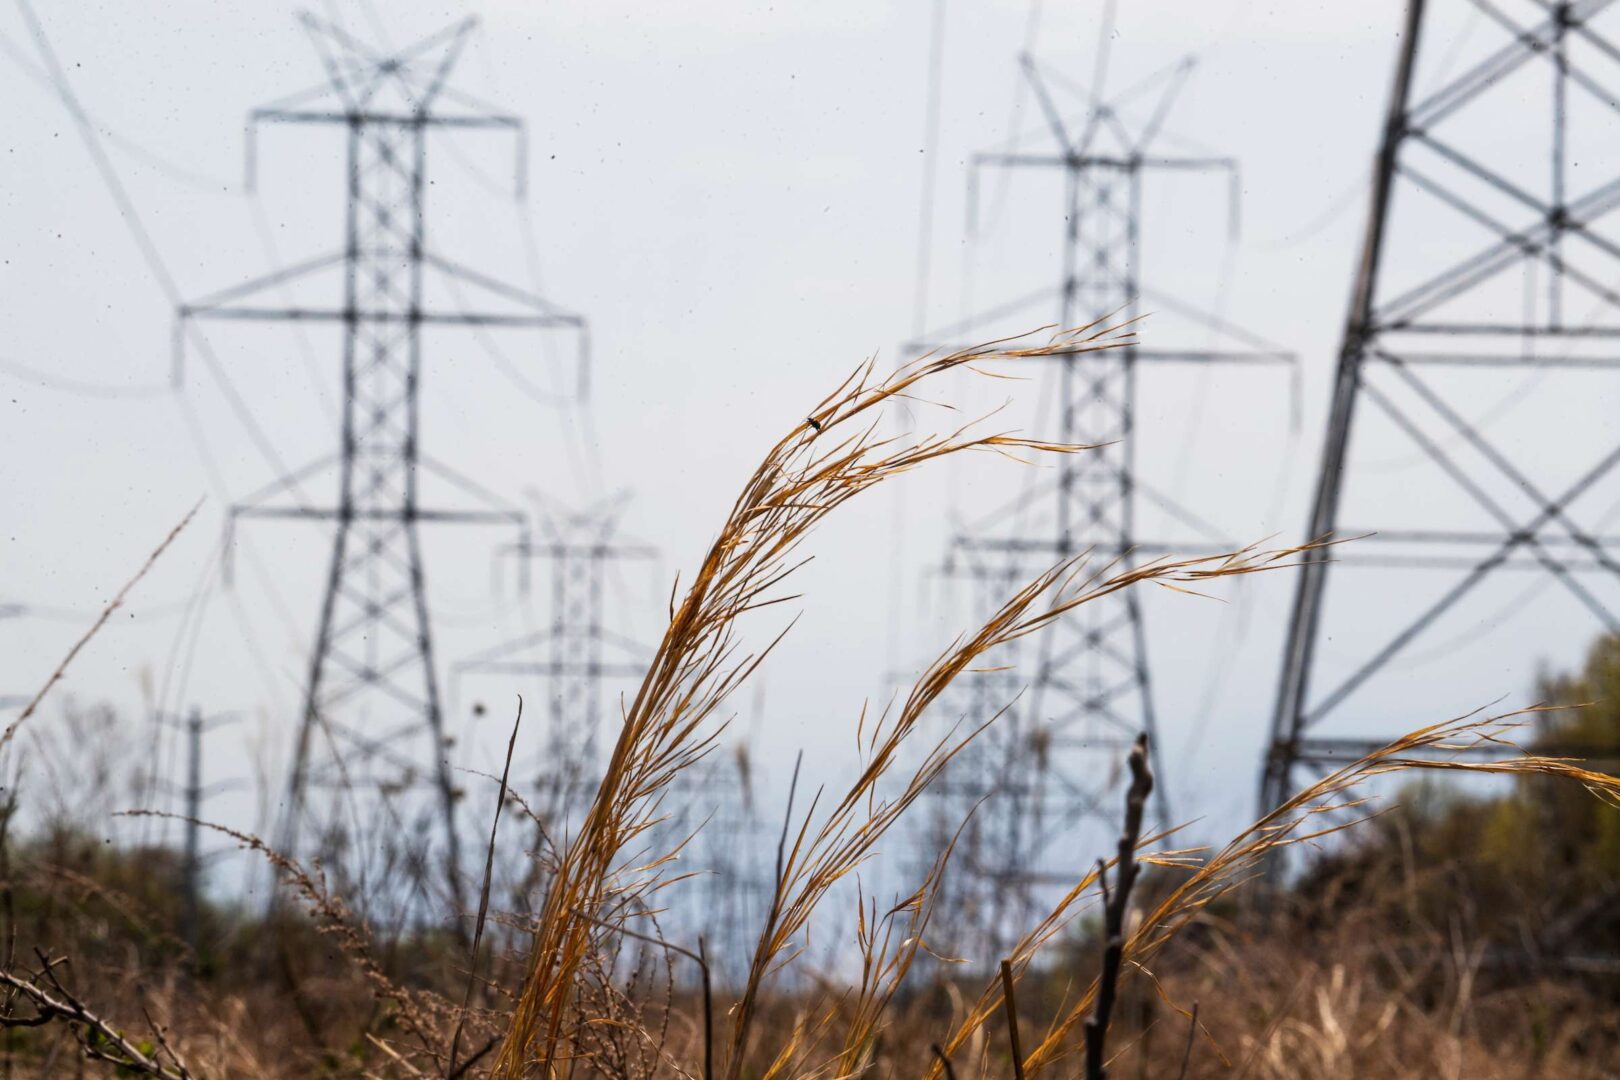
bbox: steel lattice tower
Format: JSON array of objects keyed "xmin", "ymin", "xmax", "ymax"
[
  {"xmin": 455, "ymin": 495, "xmax": 654, "ymax": 807},
  {"xmin": 915, "ymin": 51, "xmax": 1291, "ymax": 953},
  {"xmin": 181, "ymin": 16, "xmax": 586, "ymax": 897},
  {"xmin": 455, "ymin": 502, "xmax": 766, "ymax": 970},
  {"xmin": 1262, "ymin": 0, "xmax": 1620, "ymax": 812}
]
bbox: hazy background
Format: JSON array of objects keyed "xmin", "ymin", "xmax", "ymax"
[{"xmin": 2, "ymin": 0, "xmax": 1594, "ymax": 886}]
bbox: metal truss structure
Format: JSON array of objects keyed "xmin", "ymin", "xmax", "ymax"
[
  {"xmin": 657, "ymin": 743, "xmax": 768, "ymax": 986},
  {"xmin": 1262, "ymin": 0, "xmax": 1620, "ymax": 812},
  {"xmin": 455, "ymin": 494, "xmax": 655, "ymax": 810},
  {"xmin": 182, "ymin": 17, "xmax": 586, "ymax": 899},
  {"xmin": 913, "ymin": 49, "xmax": 1293, "ymax": 955},
  {"xmin": 454, "ymin": 496, "xmax": 764, "ymax": 975}
]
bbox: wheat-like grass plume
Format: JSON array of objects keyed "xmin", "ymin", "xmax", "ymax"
[
  {"xmin": 490, "ymin": 318, "xmax": 1334, "ymax": 1077},
  {"xmin": 490, "ymin": 323, "xmax": 1139, "ymax": 1076}
]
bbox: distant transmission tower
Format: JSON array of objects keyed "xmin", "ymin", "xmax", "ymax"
[
  {"xmin": 1263, "ymin": 0, "xmax": 1620, "ymax": 811},
  {"xmin": 661, "ymin": 741, "xmax": 767, "ymax": 985},
  {"xmin": 913, "ymin": 48, "xmax": 1291, "ymax": 952},
  {"xmin": 181, "ymin": 17, "xmax": 586, "ymax": 895},
  {"xmin": 455, "ymin": 494, "xmax": 655, "ymax": 810}
]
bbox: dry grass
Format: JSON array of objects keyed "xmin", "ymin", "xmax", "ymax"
[{"xmin": 2, "ymin": 326, "xmax": 1618, "ymax": 1078}]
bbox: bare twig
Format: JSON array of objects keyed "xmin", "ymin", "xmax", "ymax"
[
  {"xmin": 931, "ymin": 1043, "xmax": 958, "ymax": 1080},
  {"xmin": 447, "ymin": 696, "xmax": 523, "ymax": 1076},
  {"xmin": 1176, "ymin": 1001, "xmax": 1199, "ymax": 1080},
  {"xmin": 368, "ymin": 1033, "xmax": 430, "ymax": 1078},
  {"xmin": 562, "ymin": 906, "xmax": 712, "ymax": 1080},
  {"xmin": 697, "ymin": 936, "xmax": 713, "ymax": 1080},
  {"xmin": 1084, "ymin": 733, "xmax": 1154, "ymax": 1080},
  {"xmin": 136, "ymin": 993, "xmax": 187, "ymax": 1078},
  {"xmin": 0, "ymin": 501, "xmax": 198, "ymax": 757},
  {"xmin": 1000, "ymin": 959, "xmax": 1025, "ymax": 1080},
  {"xmin": 445, "ymin": 1037, "xmax": 498, "ymax": 1080},
  {"xmin": 0, "ymin": 962, "xmax": 191, "ymax": 1078}
]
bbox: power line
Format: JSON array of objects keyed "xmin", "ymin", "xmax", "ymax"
[
  {"xmin": 0, "ymin": 355, "xmax": 169, "ymax": 400},
  {"xmin": 0, "ymin": 28, "xmax": 239, "ymax": 193}
]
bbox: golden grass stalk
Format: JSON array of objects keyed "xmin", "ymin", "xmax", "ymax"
[
  {"xmin": 728, "ymin": 545, "xmax": 1314, "ymax": 1080},
  {"xmin": 490, "ymin": 321, "xmax": 1141, "ymax": 1077},
  {"xmin": 490, "ymin": 317, "xmax": 1329, "ymax": 1077},
  {"xmin": 827, "ymin": 820, "xmax": 964, "ymax": 1080}
]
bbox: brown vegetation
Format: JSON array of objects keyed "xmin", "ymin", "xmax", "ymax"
[{"xmin": 2, "ymin": 325, "xmax": 1618, "ymax": 1077}]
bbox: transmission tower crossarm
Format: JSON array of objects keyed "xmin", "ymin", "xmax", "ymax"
[
  {"xmin": 906, "ymin": 340, "xmax": 1286, "ymax": 365},
  {"xmin": 947, "ymin": 536, "xmax": 1206, "ymax": 558},
  {"xmin": 251, "ymin": 108, "xmax": 520, "ymax": 129},
  {"xmin": 973, "ymin": 151, "xmax": 1237, "ymax": 172},
  {"xmin": 232, "ymin": 505, "xmax": 525, "ymax": 526},
  {"xmin": 498, "ymin": 538, "xmax": 659, "ymax": 560},
  {"xmin": 1371, "ymin": 347, "xmax": 1620, "ymax": 368},
  {"xmin": 458, "ymin": 660, "xmax": 647, "ymax": 679},
  {"xmin": 1284, "ymin": 731, "xmax": 1620, "ymax": 777},
  {"xmin": 179, "ymin": 251, "xmax": 347, "ymax": 316},
  {"xmin": 422, "ymin": 252, "xmax": 584, "ymax": 320},
  {"xmin": 180, "ymin": 306, "xmax": 578, "ymax": 328},
  {"xmin": 1019, "ymin": 52, "xmax": 1075, "ymax": 154},
  {"xmin": 1130, "ymin": 347, "xmax": 1292, "ymax": 365}
]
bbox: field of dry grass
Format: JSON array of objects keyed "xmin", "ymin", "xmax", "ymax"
[{"xmin": 3, "ymin": 325, "xmax": 1617, "ymax": 1078}]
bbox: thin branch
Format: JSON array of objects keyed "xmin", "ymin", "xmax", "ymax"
[
  {"xmin": 1, "ymin": 501, "xmax": 199, "ymax": 757},
  {"xmin": 1176, "ymin": 1001, "xmax": 1200, "ymax": 1080},
  {"xmin": 448, "ymin": 696, "xmax": 523, "ymax": 1075},
  {"xmin": 1084, "ymin": 733, "xmax": 1154, "ymax": 1080},
  {"xmin": 0, "ymin": 963, "xmax": 191, "ymax": 1078},
  {"xmin": 1000, "ymin": 959, "xmax": 1025, "ymax": 1080}
]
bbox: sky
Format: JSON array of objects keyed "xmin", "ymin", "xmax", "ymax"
[{"xmin": 3, "ymin": 0, "xmax": 1610, "ymax": 897}]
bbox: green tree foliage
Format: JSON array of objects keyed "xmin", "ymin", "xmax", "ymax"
[{"xmin": 1299, "ymin": 633, "xmax": 1620, "ymax": 972}]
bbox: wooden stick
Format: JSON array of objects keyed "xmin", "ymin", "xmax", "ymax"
[
  {"xmin": 1000, "ymin": 958, "xmax": 1025, "ymax": 1080},
  {"xmin": 1083, "ymin": 733, "xmax": 1154, "ymax": 1080}
]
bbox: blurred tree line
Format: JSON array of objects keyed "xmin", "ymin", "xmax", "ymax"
[{"xmin": 1300, "ymin": 633, "xmax": 1620, "ymax": 978}]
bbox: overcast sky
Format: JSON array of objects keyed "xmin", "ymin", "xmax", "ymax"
[{"xmin": 5, "ymin": 0, "xmax": 1606, "ymax": 883}]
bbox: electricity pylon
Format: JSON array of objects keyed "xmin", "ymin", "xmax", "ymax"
[
  {"xmin": 913, "ymin": 49, "xmax": 1292, "ymax": 955},
  {"xmin": 181, "ymin": 16, "xmax": 586, "ymax": 901},
  {"xmin": 455, "ymin": 493, "xmax": 655, "ymax": 808},
  {"xmin": 1262, "ymin": 0, "xmax": 1620, "ymax": 813}
]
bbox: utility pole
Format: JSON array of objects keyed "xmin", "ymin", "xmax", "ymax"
[
  {"xmin": 1261, "ymin": 0, "xmax": 1620, "ymax": 814},
  {"xmin": 182, "ymin": 708, "xmax": 202, "ymax": 949},
  {"xmin": 158, "ymin": 706, "xmax": 241, "ymax": 956},
  {"xmin": 912, "ymin": 49, "xmax": 1293, "ymax": 956},
  {"xmin": 181, "ymin": 16, "xmax": 586, "ymax": 902}
]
